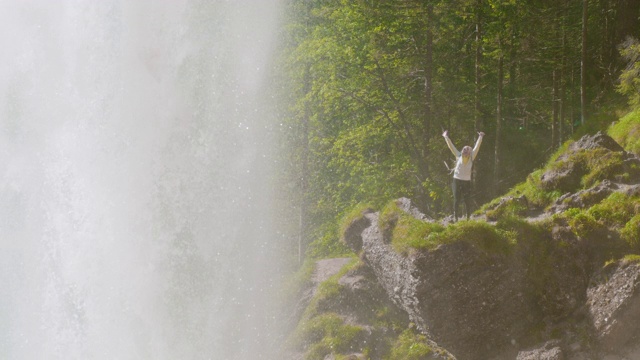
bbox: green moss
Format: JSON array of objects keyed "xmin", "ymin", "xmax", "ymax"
[
  {"xmin": 502, "ymin": 169, "xmax": 562, "ymax": 210},
  {"xmin": 287, "ymin": 258, "xmax": 364, "ymax": 358},
  {"xmin": 608, "ymin": 109, "xmax": 640, "ymax": 154},
  {"xmin": 622, "ymin": 254, "xmax": 640, "ymax": 263},
  {"xmin": 305, "ymin": 257, "xmax": 360, "ymax": 319},
  {"xmin": 428, "ymin": 220, "xmax": 516, "ymax": 256},
  {"xmin": 621, "ymin": 214, "xmax": 640, "ymax": 248},
  {"xmin": 339, "ymin": 202, "xmax": 374, "ymax": 243},
  {"xmin": 387, "ymin": 328, "xmax": 433, "ymax": 360},
  {"xmin": 379, "ymin": 200, "xmax": 445, "ymax": 254},
  {"xmin": 484, "ymin": 198, "xmax": 529, "ymax": 221},
  {"xmin": 580, "ymin": 149, "xmax": 625, "ymax": 188},
  {"xmin": 379, "ymin": 200, "xmax": 402, "ymax": 235},
  {"xmin": 558, "ymin": 208, "xmax": 602, "ymax": 238},
  {"xmin": 297, "ymin": 313, "xmax": 365, "ymax": 360},
  {"xmin": 492, "ymin": 133, "xmax": 630, "ymax": 213},
  {"xmin": 587, "ymin": 192, "xmax": 639, "ymax": 228},
  {"xmin": 497, "ymin": 216, "xmax": 547, "ymax": 240},
  {"xmin": 380, "ymin": 199, "xmax": 515, "ymax": 255}
]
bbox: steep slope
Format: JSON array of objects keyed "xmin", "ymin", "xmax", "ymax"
[{"xmin": 286, "ymin": 132, "xmax": 640, "ymax": 359}]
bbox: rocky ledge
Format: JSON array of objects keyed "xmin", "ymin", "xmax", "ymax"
[{"xmin": 342, "ymin": 196, "xmax": 640, "ymax": 359}]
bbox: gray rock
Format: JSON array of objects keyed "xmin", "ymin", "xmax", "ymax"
[
  {"xmin": 587, "ymin": 261, "xmax": 640, "ymax": 351},
  {"xmin": 517, "ymin": 340, "xmax": 563, "ymax": 360}
]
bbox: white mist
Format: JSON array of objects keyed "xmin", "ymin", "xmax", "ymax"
[{"xmin": 0, "ymin": 1, "xmax": 282, "ymax": 359}]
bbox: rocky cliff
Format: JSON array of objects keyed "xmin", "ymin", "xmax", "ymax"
[{"xmin": 286, "ymin": 133, "xmax": 640, "ymax": 360}]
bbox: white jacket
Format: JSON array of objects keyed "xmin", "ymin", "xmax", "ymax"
[{"xmin": 444, "ymin": 135, "xmax": 483, "ymax": 181}]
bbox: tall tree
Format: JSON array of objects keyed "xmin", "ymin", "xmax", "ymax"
[{"xmin": 581, "ymin": 0, "xmax": 588, "ymax": 125}]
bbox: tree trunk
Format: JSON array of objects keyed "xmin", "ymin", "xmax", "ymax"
[
  {"xmin": 473, "ymin": 0, "xmax": 483, "ymax": 196},
  {"xmin": 299, "ymin": 66, "xmax": 311, "ymax": 264},
  {"xmin": 580, "ymin": 0, "xmax": 588, "ymax": 126},
  {"xmin": 424, "ymin": 2, "xmax": 433, "ymax": 150},
  {"xmin": 494, "ymin": 55, "xmax": 503, "ymax": 195},
  {"xmin": 615, "ymin": 0, "xmax": 640, "ymax": 57},
  {"xmin": 420, "ymin": 1, "xmax": 434, "ymax": 212},
  {"xmin": 552, "ymin": 69, "xmax": 559, "ymax": 149},
  {"xmin": 559, "ymin": 68, "xmax": 565, "ymax": 146},
  {"xmin": 474, "ymin": 0, "xmax": 483, "ymax": 134}
]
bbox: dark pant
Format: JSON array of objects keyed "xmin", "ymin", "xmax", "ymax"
[{"xmin": 452, "ymin": 178, "xmax": 471, "ymax": 220}]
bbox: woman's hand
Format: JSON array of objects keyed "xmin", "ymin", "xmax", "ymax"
[
  {"xmin": 442, "ymin": 130, "xmax": 449, "ymax": 138},
  {"xmin": 478, "ymin": 131, "xmax": 485, "ymax": 137}
]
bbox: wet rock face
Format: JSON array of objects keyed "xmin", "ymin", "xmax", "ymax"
[
  {"xmin": 587, "ymin": 261, "xmax": 640, "ymax": 351},
  {"xmin": 516, "ymin": 340, "xmax": 563, "ymax": 360},
  {"xmin": 349, "ymin": 199, "xmax": 537, "ymax": 359},
  {"xmin": 411, "ymin": 242, "xmax": 534, "ymax": 360},
  {"xmin": 342, "ymin": 209, "xmax": 374, "ymax": 253},
  {"xmin": 340, "ymin": 194, "xmax": 640, "ymax": 359}
]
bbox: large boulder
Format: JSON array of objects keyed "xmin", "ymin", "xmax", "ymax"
[
  {"xmin": 548, "ymin": 179, "xmax": 619, "ymax": 213},
  {"xmin": 347, "ymin": 199, "xmax": 537, "ymax": 359},
  {"xmin": 540, "ymin": 132, "xmax": 633, "ymax": 192},
  {"xmin": 587, "ymin": 260, "xmax": 640, "ymax": 352}
]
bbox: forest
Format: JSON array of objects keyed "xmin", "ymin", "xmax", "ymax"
[{"xmin": 272, "ymin": 0, "xmax": 640, "ymax": 264}]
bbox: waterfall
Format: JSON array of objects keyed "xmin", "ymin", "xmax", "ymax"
[{"xmin": 0, "ymin": 1, "xmax": 283, "ymax": 359}]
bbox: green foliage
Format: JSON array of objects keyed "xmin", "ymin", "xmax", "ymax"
[
  {"xmin": 306, "ymin": 222, "xmax": 354, "ymax": 260},
  {"xmin": 617, "ymin": 37, "xmax": 640, "ymax": 107},
  {"xmin": 387, "ymin": 328, "xmax": 433, "ymax": 360},
  {"xmin": 277, "ymin": 0, "xmax": 636, "ymax": 271},
  {"xmin": 608, "ymin": 108, "xmax": 640, "ymax": 154}
]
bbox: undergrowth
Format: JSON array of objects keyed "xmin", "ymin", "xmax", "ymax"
[{"xmin": 609, "ymin": 108, "xmax": 640, "ymax": 154}]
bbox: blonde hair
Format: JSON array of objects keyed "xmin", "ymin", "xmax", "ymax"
[{"xmin": 461, "ymin": 146, "xmax": 472, "ymax": 157}]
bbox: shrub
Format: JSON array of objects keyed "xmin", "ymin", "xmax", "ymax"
[{"xmin": 306, "ymin": 222, "xmax": 354, "ymax": 260}]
